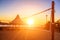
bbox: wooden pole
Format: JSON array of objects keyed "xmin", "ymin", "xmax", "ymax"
[{"xmin": 51, "ymin": 0, "xmax": 55, "ymax": 40}]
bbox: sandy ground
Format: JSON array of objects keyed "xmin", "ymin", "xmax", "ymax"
[{"xmin": 0, "ymin": 28, "xmax": 60, "ymax": 40}]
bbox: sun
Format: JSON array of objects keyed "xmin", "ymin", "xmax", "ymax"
[{"xmin": 27, "ymin": 18, "xmax": 34, "ymax": 25}]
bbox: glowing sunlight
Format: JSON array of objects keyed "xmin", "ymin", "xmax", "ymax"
[{"xmin": 27, "ymin": 18, "xmax": 34, "ymax": 25}]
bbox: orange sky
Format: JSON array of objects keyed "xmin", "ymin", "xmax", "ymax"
[{"xmin": 0, "ymin": 0, "xmax": 60, "ymax": 25}]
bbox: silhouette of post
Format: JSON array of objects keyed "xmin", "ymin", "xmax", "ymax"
[
  {"xmin": 51, "ymin": 0, "xmax": 55, "ymax": 40},
  {"xmin": 46, "ymin": 15, "xmax": 48, "ymax": 23}
]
